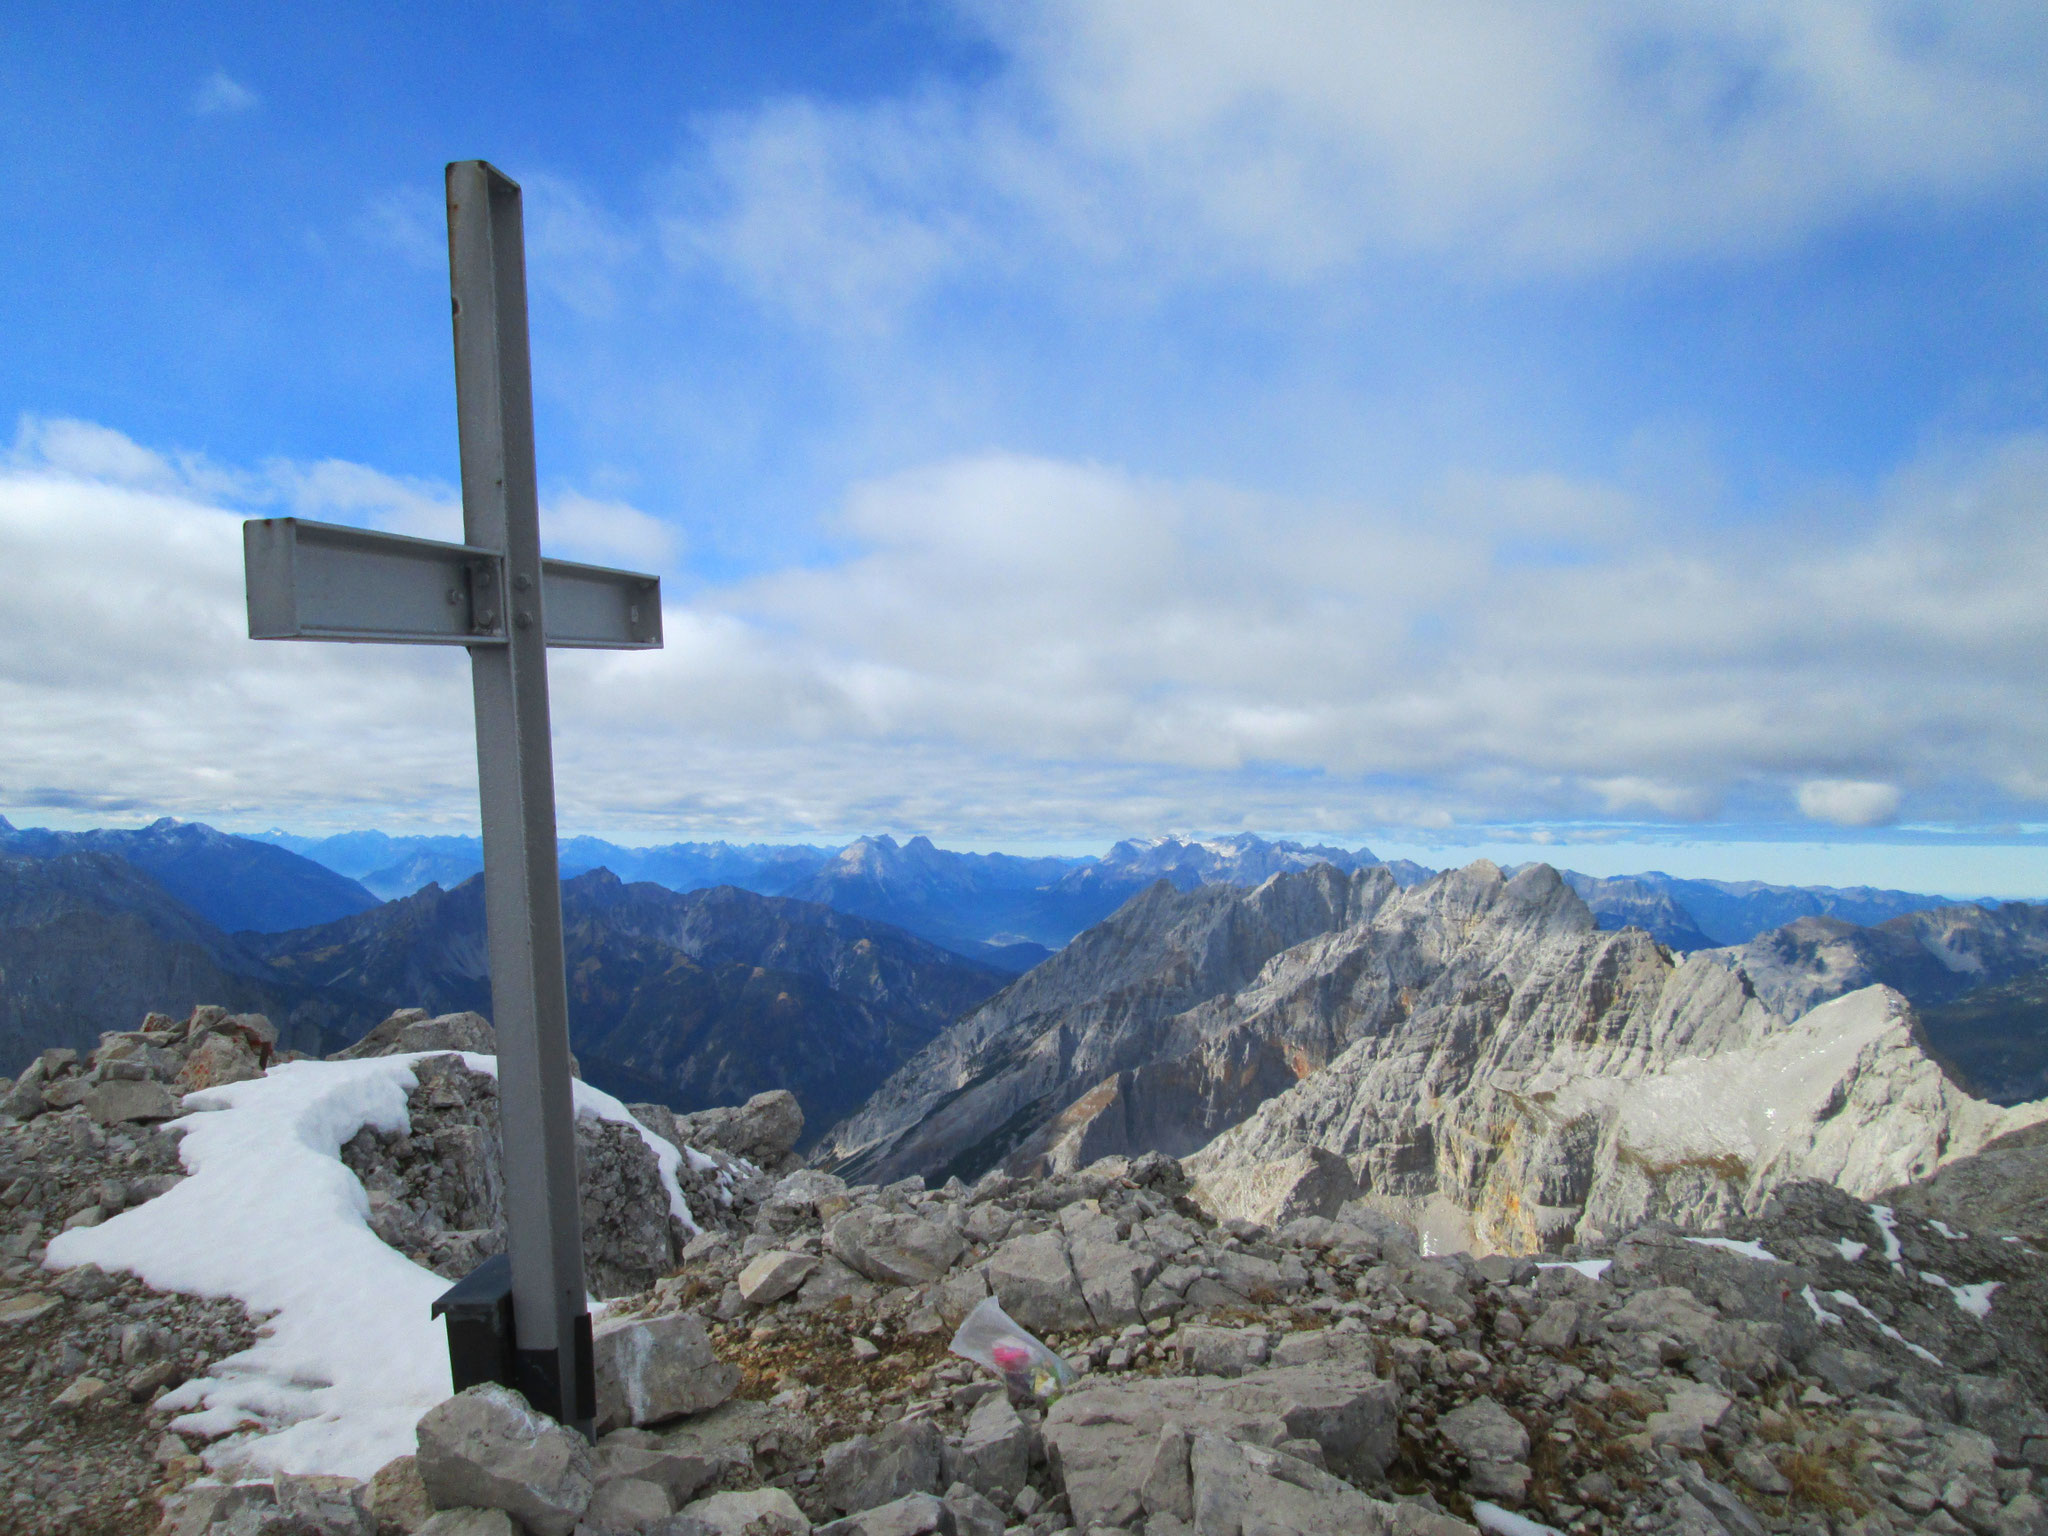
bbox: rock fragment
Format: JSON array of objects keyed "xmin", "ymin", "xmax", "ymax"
[
  {"xmin": 594, "ymin": 1310, "xmax": 740, "ymax": 1431},
  {"xmin": 414, "ymin": 1383, "xmax": 596, "ymax": 1536}
]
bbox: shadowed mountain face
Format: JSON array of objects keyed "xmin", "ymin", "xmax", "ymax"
[
  {"xmin": 0, "ymin": 817, "xmax": 379, "ymax": 934},
  {"xmin": 244, "ymin": 871, "xmax": 1009, "ymax": 1141},
  {"xmin": 1917, "ymin": 965, "xmax": 2048, "ymax": 1106},
  {"xmin": 814, "ymin": 864, "xmax": 1390, "ymax": 1185},
  {"xmin": 0, "ymin": 850, "xmax": 336, "ymax": 1072}
]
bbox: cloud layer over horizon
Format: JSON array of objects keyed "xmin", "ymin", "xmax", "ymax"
[{"xmin": 6, "ymin": 414, "xmax": 2046, "ymax": 849}]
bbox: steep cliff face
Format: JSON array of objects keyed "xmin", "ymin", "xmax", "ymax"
[
  {"xmin": 813, "ymin": 863, "xmax": 1389, "ymax": 1185},
  {"xmin": 1182, "ymin": 867, "xmax": 2048, "ymax": 1253}
]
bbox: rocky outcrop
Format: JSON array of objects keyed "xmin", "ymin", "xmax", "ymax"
[
  {"xmin": 338, "ymin": 1050, "xmax": 690, "ymax": 1297},
  {"xmin": 1069, "ymin": 860, "xmax": 2048, "ymax": 1253},
  {"xmin": 330, "ymin": 1007, "xmax": 497, "ymax": 1060},
  {"xmin": 815, "ymin": 864, "xmax": 1391, "ymax": 1185}
]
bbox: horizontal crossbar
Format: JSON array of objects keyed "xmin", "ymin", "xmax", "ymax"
[{"xmin": 244, "ymin": 518, "xmax": 662, "ymax": 650}]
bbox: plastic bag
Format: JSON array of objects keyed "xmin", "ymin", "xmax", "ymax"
[{"xmin": 949, "ymin": 1295, "xmax": 1076, "ymax": 1401}]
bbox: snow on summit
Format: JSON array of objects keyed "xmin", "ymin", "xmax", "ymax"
[{"xmin": 45, "ymin": 1052, "xmax": 696, "ymax": 1480}]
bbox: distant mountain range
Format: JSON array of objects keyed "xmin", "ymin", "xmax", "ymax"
[
  {"xmin": 0, "ymin": 838, "xmax": 1006, "ymax": 1137},
  {"xmin": 4, "ymin": 813, "xmax": 2045, "ymax": 1171},
  {"xmin": 1560, "ymin": 867, "xmax": 1964, "ymax": 950},
  {"xmin": 254, "ymin": 829, "xmax": 1434, "ymax": 968},
  {"xmin": 0, "ymin": 816, "xmax": 378, "ymax": 933}
]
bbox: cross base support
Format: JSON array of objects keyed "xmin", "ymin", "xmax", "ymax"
[{"xmin": 431, "ymin": 1254, "xmax": 596, "ymax": 1436}]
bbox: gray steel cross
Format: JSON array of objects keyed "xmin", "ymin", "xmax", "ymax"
[{"xmin": 242, "ymin": 161, "xmax": 662, "ymax": 1436}]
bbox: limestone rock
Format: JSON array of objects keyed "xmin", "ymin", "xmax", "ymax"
[
  {"xmin": 365, "ymin": 1454, "xmax": 435, "ymax": 1536},
  {"xmin": 827, "ymin": 1208, "xmax": 965, "ymax": 1287},
  {"xmin": 817, "ymin": 1419, "xmax": 946, "ymax": 1515},
  {"xmin": 812, "ymin": 1492, "xmax": 954, "ymax": 1536},
  {"xmin": 952, "ymin": 1391, "xmax": 1030, "ymax": 1503},
  {"xmin": 1191, "ymin": 1147, "xmax": 1358, "ymax": 1229},
  {"xmin": 586, "ymin": 1474, "xmax": 674, "ymax": 1532},
  {"xmin": 738, "ymin": 1250, "xmax": 818, "ymax": 1306},
  {"xmin": 1041, "ymin": 1365, "xmax": 1400, "ymax": 1529},
  {"xmin": 334, "ymin": 1010, "xmax": 498, "ymax": 1060},
  {"xmin": 677, "ymin": 1487, "xmax": 810, "ymax": 1535},
  {"xmin": 939, "ymin": 1483, "xmax": 1004, "ymax": 1536},
  {"xmin": 670, "ymin": 1090, "xmax": 805, "ymax": 1171},
  {"xmin": 1187, "ymin": 1430, "xmax": 1393, "ymax": 1536},
  {"xmin": 1436, "ymin": 1398, "xmax": 1530, "ymax": 1504},
  {"xmin": 83, "ymin": 1078, "xmax": 177, "ymax": 1124},
  {"xmin": 594, "ymin": 1442, "xmax": 721, "ymax": 1507},
  {"xmin": 175, "ymin": 1031, "xmax": 263, "ymax": 1091},
  {"xmin": 1174, "ymin": 1325, "xmax": 1270, "ymax": 1379},
  {"xmin": 274, "ymin": 1472, "xmax": 376, "ymax": 1536},
  {"xmin": 413, "ymin": 1513, "xmax": 523, "ymax": 1536},
  {"xmin": 414, "ymin": 1383, "xmax": 595, "ymax": 1536},
  {"xmin": 594, "ymin": 1311, "xmax": 739, "ymax": 1432},
  {"xmin": 985, "ymin": 1230, "xmax": 1090, "ymax": 1333}
]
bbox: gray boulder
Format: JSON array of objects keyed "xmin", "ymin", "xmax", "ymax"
[
  {"xmin": 985, "ymin": 1230, "xmax": 1090, "ymax": 1333},
  {"xmin": 334, "ymin": 1009, "xmax": 498, "ymax": 1060},
  {"xmin": 1042, "ymin": 1365, "xmax": 1400, "ymax": 1530},
  {"xmin": 594, "ymin": 1311, "xmax": 739, "ymax": 1431},
  {"xmin": 586, "ymin": 1474, "xmax": 674, "ymax": 1533},
  {"xmin": 1188, "ymin": 1431, "xmax": 1393, "ymax": 1536},
  {"xmin": 675, "ymin": 1488, "xmax": 810, "ymax": 1535},
  {"xmin": 1174, "ymin": 1325, "xmax": 1271, "ymax": 1378},
  {"xmin": 414, "ymin": 1513, "xmax": 524, "ymax": 1536},
  {"xmin": 1436, "ymin": 1397, "xmax": 1530, "ymax": 1504},
  {"xmin": 414, "ymin": 1383, "xmax": 595, "ymax": 1536},
  {"xmin": 84, "ymin": 1078, "xmax": 178, "ymax": 1124},
  {"xmin": 670, "ymin": 1090, "xmax": 805, "ymax": 1171},
  {"xmin": 813, "ymin": 1492, "xmax": 954, "ymax": 1536},
  {"xmin": 818, "ymin": 1419, "xmax": 947, "ymax": 1515},
  {"xmin": 951, "ymin": 1391, "xmax": 1030, "ymax": 1503},
  {"xmin": 738, "ymin": 1250, "xmax": 818, "ymax": 1306},
  {"xmin": 827, "ymin": 1208, "xmax": 965, "ymax": 1287}
]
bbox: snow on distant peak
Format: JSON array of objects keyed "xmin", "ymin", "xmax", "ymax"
[{"xmin": 45, "ymin": 1052, "xmax": 696, "ymax": 1481}]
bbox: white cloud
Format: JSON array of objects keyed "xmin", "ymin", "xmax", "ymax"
[
  {"xmin": 1797, "ymin": 779, "xmax": 1903, "ymax": 826},
  {"xmin": 192, "ymin": 70, "xmax": 259, "ymax": 117},
  {"xmin": 664, "ymin": 95, "xmax": 992, "ymax": 332},
  {"xmin": 7, "ymin": 421, "xmax": 2048, "ymax": 841},
  {"xmin": 541, "ymin": 491, "xmax": 679, "ymax": 571},
  {"xmin": 660, "ymin": 1, "xmax": 2048, "ymax": 324}
]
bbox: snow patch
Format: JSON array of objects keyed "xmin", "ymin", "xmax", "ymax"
[
  {"xmin": 42, "ymin": 1051, "xmax": 699, "ymax": 1480},
  {"xmin": 1473, "ymin": 1503, "xmax": 1565, "ymax": 1536},
  {"xmin": 1920, "ymin": 1272, "xmax": 2000, "ymax": 1319},
  {"xmin": 1867, "ymin": 1205, "xmax": 1907, "ymax": 1272},
  {"xmin": 1929, "ymin": 1219, "xmax": 1968, "ymax": 1241},
  {"xmin": 1827, "ymin": 1288, "xmax": 1943, "ymax": 1366},
  {"xmin": 1535, "ymin": 1259, "xmax": 1611, "ymax": 1280},
  {"xmin": 1685, "ymin": 1236, "xmax": 1779, "ymax": 1262},
  {"xmin": 1802, "ymin": 1286, "xmax": 1843, "ymax": 1326},
  {"xmin": 1834, "ymin": 1239, "xmax": 1868, "ymax": 1262}
]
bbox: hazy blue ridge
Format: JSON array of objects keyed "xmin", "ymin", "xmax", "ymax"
[{"xmin": 0, "ymin": 817, "xmax": 379, "ymax": 934}]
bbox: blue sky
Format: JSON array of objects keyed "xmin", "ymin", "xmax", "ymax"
[{"xmin": 6, "ymin": 2, "xmax": 2048, "ymax": 893}]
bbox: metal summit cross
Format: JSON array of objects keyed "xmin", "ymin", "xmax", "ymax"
[{"xmin": 241, "ymin": 161, "xmax": 662, "ymax": 1436}]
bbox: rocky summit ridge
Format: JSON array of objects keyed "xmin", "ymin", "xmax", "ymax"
[
  {"xmin": 817, "ymin": 859, "xmax": 2048, "ymax": 1262},
  {"xmin": 0, "ymin": 996, "xmax": 2043, "ymax": 1536}
]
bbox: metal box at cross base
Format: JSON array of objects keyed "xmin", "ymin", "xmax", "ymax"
[{"xmin": 432, "ymin": 1253, "xmax": 517, "ymax": 1394}]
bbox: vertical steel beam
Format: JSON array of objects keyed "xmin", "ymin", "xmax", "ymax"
[{"xmin": 445, "ymin": 160, "xmax": 594, "ymax": 1435}]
